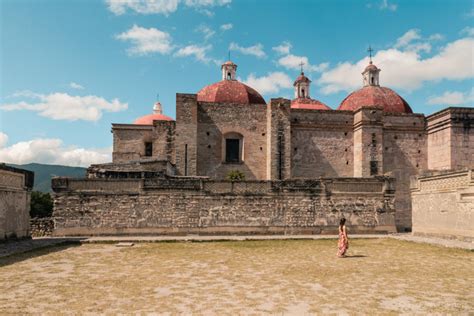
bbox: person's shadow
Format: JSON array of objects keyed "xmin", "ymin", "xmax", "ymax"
[{"xmin": 344, "ymin": 255, "xmax": 367, "ymax": 258}]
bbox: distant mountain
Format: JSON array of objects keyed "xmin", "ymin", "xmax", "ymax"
[{"xmin": 7, "ymin": 163, "xmax": 86, "ymax": 193}]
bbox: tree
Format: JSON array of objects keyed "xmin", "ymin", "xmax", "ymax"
[{"xmin": 30, "ymin": 191, "xmax": 53, "ymax": 218}]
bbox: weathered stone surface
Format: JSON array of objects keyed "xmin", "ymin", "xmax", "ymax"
[
  {"xmin": 30, "ymin": 217, "xmax": 54, "ymax": 237},
  {"xmin": 411, "ymin": 169, "xmax": 474, "ymax": 241},
  {"xmin": 0, "ymin": 165, "xmax": 33, "ymax": 240},
  {"xmin": 52, "ymin": 177, "xmax": 396, "ymax": 236}
]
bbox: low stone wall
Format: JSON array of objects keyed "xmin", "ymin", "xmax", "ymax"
[
  {"xmin": 52, "ymin": 176, "xmax": 396, "ymax": 236},
  {"xmin": 0, "ymin": 165, "xmax": 34, "ymax": 240},
  {"xmin": 411, "ymin": 169, "xmax": 474, "ymax": 241},
  {"xmin": 30, "ymin": 218, "xmax": 54, "ymax": 237}
]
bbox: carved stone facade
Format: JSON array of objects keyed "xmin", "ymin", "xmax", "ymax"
[
  {"xmin": 0, "ymin": 165, "xmax": 34, "ymax": 240},
  {"xmin": 411, "ymin": 169, "xmax": 474, "ymax": 241},
  {"xmin": 52, "ymin": 177, "xmax": 396, "ymax": 236}
]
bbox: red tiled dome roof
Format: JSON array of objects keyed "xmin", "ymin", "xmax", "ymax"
[
  {"xmin": 197, "ymin": 80, "xmax": 266, "ymax": 104},
  {"xmin": 291, "ymin": 98, "xmax": 332, "ymax": 110},
  {"xmin": 338, "ymin": 86, "xmax": 413, "ymax": 113},
  {"xmin": 133, "ymin": 113, "xmax": 174, "ymax": 125}
]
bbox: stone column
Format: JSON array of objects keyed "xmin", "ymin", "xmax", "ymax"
[
  {"xmin": 266, "ymin": 98, "xmax": 291, "ymax": 180},
  {"xmin": 353, "ymin": 107, "xmax": 384, "ymax": 177},
  {"xmin": 175, "ymin": 93, "xmax": 198, "ymax": 176}
]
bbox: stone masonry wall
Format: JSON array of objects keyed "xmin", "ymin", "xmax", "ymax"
[
  {"xmin": 383, "ymin": 113, "xmax": 427, "ymax": 230},
  {"xmin": 196, "ymin": 101, "xmax": 268, "ymax": 180},
  {"xmin": 52, "ymin": 177, "xmax": 396, "ymax": 236},
  {"xmin": 291, "ymin": 110, "xmax": 354, "ymax": 178},
  {"xmin": 411, "ymin": 169, "xmax": 474, "ymax": 241},
  {"xmin": 0, "ymin": 166, "xmax": 33, "ymax": 240}
]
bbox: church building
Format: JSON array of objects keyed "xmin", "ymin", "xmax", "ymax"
[{"xmin": 84, "ymin": 58, "xmax": 473, "ymax": 232}]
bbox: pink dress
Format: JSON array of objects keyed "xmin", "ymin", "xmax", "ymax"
[{"xmin": 337, "ymin": 226, "xmax": 348, "ymax": 257}]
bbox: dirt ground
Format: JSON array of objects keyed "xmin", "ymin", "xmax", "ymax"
[{"xmin": 0, "ymin": 238, "xmax": 473, "ymax": 314}]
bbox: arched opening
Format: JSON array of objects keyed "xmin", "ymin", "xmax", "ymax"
[
  {"xmin": 223, "ymin": 132, "xmax": 243, "ymax": 163},
  {"xmin": 227, "ymin": 72, "xmax": 231, "ymax": 80},
  {"xmin": 371, "ymin": 77, "xmax": 374, "ymax": 85},
  {"xmin": 301, "ymin": 88, "xmax": 305, "ymax": 98}
]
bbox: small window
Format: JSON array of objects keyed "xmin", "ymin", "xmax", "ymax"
[
  {"xmin": 226, "ymin": 139, "xmax": 240, "ymax": 163},
  {"xmin": 145, "ymin": 142, "xmax": 153, "ymax": 157},
  {"xmin": 370, "ymin": 161, "xmax": 378, "ymax": 175}
]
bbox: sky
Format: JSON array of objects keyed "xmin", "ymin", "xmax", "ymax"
[{"xmin": 0, "ymin": 0, "xmax": 473, "ymax": 167}]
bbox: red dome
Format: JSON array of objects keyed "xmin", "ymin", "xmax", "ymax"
[
  {"xmin": 197, "ymin": 80, "xmax": 266, "ymax": 105},
  {"xmin": 291, "ymin": 98, "xmax": 332, "ymax": 110},
  {"xmin": 338, "ymin": 86, "xmax": 413, "ymax": 113},
  {"xmin": 133, "ymin": 113, "xmax": 174, "ymax": 125}
]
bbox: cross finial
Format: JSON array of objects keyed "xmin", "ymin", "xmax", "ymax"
[
  {"xmin": 156, "ymin": 93, "xmax": 160, "ymax": 102},
  {"xmin": 228, "ymin": 50, "xmax": 231, "ymax": 61},
  {"xmin": 299, "ymin": 61, "xmax": 305, "ymax": 74},
  {"xmin": 367, "ymin": 45, "xmax": 374, "ymax": 63}
]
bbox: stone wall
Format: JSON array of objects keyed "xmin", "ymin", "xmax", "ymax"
[
  {"xmin": 382, "ymin": 112, "xmax": 427, "ymax": 230},
  {"xmin": 411, "ymin": 169, "xmax": 474, "ymax": 241},
  {"xmin": 112, "ymin": 121, "xmax": 175, "ymax": 164},
  {"xmin": 0, "ymin": 165, "xmax": 34, "ymax": 240},
  {"xmin": 30, "ymin": 217, "xmax": 54, "ymax": 237},
  {"xmin": 196, "ymin": 101, "xmax": 268, "ymax": 180},
  {"xmin": 291, "ymin": 110, "xmax": 354, "ymax": 178},
  {"xmin": 427, "ymin": 107, "xmax": 474, "ymax": 170},
  {"xmin": 52, "ymin": 176, "xmax": 396, "ymax": 236}
]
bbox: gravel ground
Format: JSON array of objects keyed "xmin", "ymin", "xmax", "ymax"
[{"xmin": 0, "ymin": 238, "xmax": 472, "ymax": 314}]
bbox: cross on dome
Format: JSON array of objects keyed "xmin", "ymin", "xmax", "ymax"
[{"xmin": 367, "ymin": 45, "xmax": 374, "ymax": 64}]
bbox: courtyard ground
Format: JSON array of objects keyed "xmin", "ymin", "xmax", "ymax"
[{"xmin": 0, "ymin": 238, "xmax": 472, "ymax": 314}]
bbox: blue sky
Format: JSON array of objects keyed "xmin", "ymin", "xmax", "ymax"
[{"xmin": 0, "ymin": 0, "xmax": 473, "ymax": 166}]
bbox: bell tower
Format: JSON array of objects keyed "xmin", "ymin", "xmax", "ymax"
[
  {"xmin": 222, "ymin": 60, "xmax": 237, "ymax": 81},
  {"xmin": 363, "ymin": 46, "xmax": 381, "ymax": 87},
  {"xmin": 293, "ymin": 62, "xmax": 311, "ymax": 99}
]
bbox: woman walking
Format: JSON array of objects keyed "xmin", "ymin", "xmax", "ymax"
[{"xmin": 337, "ymin": 218, "xmax": 349, "ymax": 258}]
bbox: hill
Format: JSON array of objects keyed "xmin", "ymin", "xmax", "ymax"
[{"xmin": 7, "ymin": 163, "xmax": 86, "ymax": 193}]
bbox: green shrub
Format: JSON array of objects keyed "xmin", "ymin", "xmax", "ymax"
[
  {"xmin": 30, "ymin": 191, "xmax": 53, "ymax": 218},
  {"xmin": 226, "ymin": 170, "xmax": 246, "ymax": 181}
]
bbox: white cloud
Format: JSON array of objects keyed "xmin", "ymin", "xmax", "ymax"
[
  {"xmin": 242, "ymin": 72, "xmax": 292, "ymax": 95},
  {"xmin": 461, "ymin": 27, "xmax": 474, "ymax": 37},
  {"xmin": 272, "ymin": 41, "xmax": 292, "ymax": 55},
  {"xmin": 278, "ymin": 54, "xmax": 328, "ymax": 72},
  {"xmin": 174, "ymin": 44, "xmax": 213, "ymax": 63},
  {"xmin": 229, "ymin": 42, "xmax": 266, "ymax": 58},
  {"xmin": 220, "ymin": 23, "xmax": 233, "ymax": 31},
  {"xmin": 1, "ymin": 92, "xmax": 128, "ymax": 122},
  {"xmin": 319, "ymin": 36, "xmax": 474, "ymax": 94},
  {"xmin": 69, "ymin": 82, "xmax": 84, "ymax": 90},
  {"xmin": 0, "ymin": 135, "xmax": 112, "ymax": 167},
  {"xmin": 106, "ymin": 0, "xmax": 179, "ymax": 15},
  {"xmin": 427, "ymin": 88, "xmax": 474, "ymax": 106},
  {"xmin": 0, "ymin": 133, "xmax": 8, "ymax": 148},
  {"xmin": 106, "ymin": 0, "xmax": 230, "ymax": 15},
  {"xmin": 116, "ymin": 25, "xmax": 173, "ymax": 56},
  {"xmin": 395, "ymin": 29, "xmax": 421, "ymax": 49},
  {"xmin": 380, "ymin": 0, "xmax": 397, "ymax": 11},
  {"xmin": 195, "ymin": 24, "xmax": 215, "ymax": 40}
]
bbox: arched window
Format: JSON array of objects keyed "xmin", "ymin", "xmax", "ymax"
[
  {"xmin": 223, "ymin": 132, "xmax": 243, "ymax": 163},
  {"xmin": 227, "ymin": 72, "xmax": 231, "ymax": 80},
  {"xmin": 301, "ymin": 88, "xmax": 305, "ymax": 98},
  {"xmin": 371, "ymin": 77, "xmax": 374, "ymax": 85}
]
